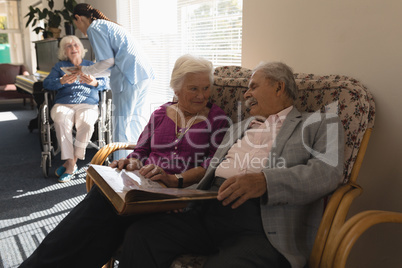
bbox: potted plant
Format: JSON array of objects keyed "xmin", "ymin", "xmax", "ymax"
[
  {"xmin": 25, "ymin": 0, "xmax": 62, "ymax": 39},
  {"xmin": 60, "ymin": 0, "xmax": 77, "ymax": 36}
]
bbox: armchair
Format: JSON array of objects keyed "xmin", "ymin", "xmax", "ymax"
[
  {"xmin": 324, "ymin": 210, "xmax": 402, "ymax": 268},
  {"xmin": 86, "ymin": 66, "xmax": 376, "ymax": 268},
  {"xmin": 0, "ymin": 64, "xmax": 33, "ymax": 108}
]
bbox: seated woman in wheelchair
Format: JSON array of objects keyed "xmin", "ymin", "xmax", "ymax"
[{"xmin": 43, "ymin": 35, "xmax": 109, "ymax": 183}]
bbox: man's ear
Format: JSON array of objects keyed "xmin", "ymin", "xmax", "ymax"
[{"xmin": 276, "ymin": 81, "xmax": 285, "ymax": 93}]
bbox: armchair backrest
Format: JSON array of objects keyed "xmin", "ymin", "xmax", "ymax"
[
  {"xmin": 211, "ymin": 66, "xmax": 252, "ymax": 125},
  {"xmin": 211, "ymin": 66, "xmax": 376, "ymax": 184},
  {"xmin": 0, "ymin": 64, "xmax": 29, "ymax": 85}
]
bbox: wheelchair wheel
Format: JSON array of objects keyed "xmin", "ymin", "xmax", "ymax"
[
  {"xmin": 38, "ymin": 104, "xmax": 46, "ymax": 151},
  {"xmin": 38, "ymin": 103, "xmax": 50, "ymax": 152},
  {"xmin": 104, "ymin": 98, "xmax": 113, "ymax": 164},
  {"xmin": 105, "ymin": 98, "xmax": 113, "ymax": 145},
  {"xmin": 38, "ymin": 103, "xmax": 59, "ymax": 155},
  {"xmin": 41, "ymin": 154, "xmax": 50, "ymax": 178}
]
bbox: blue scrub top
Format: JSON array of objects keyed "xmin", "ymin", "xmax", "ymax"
[{"xmin": 87, "ymin": 19, "xmax": 155, "ymax": 88}]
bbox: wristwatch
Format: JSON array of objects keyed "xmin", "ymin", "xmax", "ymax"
[{"xmin": 175, "ymin": 174, "xmax": 184, "ymax": 188}]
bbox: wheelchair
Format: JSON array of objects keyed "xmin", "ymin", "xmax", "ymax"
[{"xmin": 38, "ymin": 88, "xmax": 113, "ymax": 177}]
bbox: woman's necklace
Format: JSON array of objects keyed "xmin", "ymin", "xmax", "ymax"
[{"xmin": 175, "ymin": 106, "xmax": 199, "ymax": 140}]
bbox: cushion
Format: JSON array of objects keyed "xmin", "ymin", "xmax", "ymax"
[
  {"xmin": 0, "ymin": 64, "xmax": 24, "ymax": 85},
  {"xmin": 210, "ymin": 66, "xmax": 252, "ymax": 124},
  {"xmin": 293, "ymin": 73, "xmax": 375, "ymax": 183}
]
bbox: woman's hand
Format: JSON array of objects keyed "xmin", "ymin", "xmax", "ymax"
[
  {"xmin": 69, "ymin": 65, "xmax": 82, "ymax": 74},
  {"xmin": 139, "ymin": 164, "xmax": 177, "ymax": 187},
  {"xmin": 79, "ymin": 74, "xmax": 98, "ymax": 87},
  {"xmin": 109, "ymin": 158, "xmax": 143, "ymax": 171},
  {"xmin": 60, "ymin": 74, "xmax": 78, "ymax": 85}
]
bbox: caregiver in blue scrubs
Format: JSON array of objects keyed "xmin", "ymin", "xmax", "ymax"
[{"xmin": 72, "ymin": 3, "xmax": 155, "ymax": 160}]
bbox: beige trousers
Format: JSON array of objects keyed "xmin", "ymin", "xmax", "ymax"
[{"xmin": 51, "ymin": 103, "xmax": 99, "ymax": 160}]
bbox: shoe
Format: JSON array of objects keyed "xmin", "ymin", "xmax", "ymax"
[
  {"xmin": 58, "ymin": 173, "xmax": 73, "ymax": 183},
  {"xmin": 57, "ymin": 166, "xmax": 78, "ymax": 183},
  {"xmin": 55, "ymin": 166, "xmax": 66, "ymax": 177}
]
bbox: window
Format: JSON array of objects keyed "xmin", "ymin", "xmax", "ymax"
[
  {"xmin": 116, "ymin": 0, "xmax": 243, "ymax": 112},
  {"xmin": 0, "ymin": 0, "xmax": 24, "ymax": 64}
]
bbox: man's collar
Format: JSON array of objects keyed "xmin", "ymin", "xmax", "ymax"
[
  {"xmin": 250, "ymin": 106, "xmax": 294, "ymax": 125},
  {"xmin": 275, "ymin": 105, "xmax": 294, "ymax": 123}
]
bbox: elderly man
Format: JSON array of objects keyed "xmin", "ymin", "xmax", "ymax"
[{"xmin": 117, "ymin": 62, "xmax": 345, "ymax": 268}]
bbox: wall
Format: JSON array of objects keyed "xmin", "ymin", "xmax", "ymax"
[
  {"xmin": 86, "ymin": 0, "xmax": 116, "ymax": 22},
  {"xmin": 21, "ymin": 0, "xmax": 72, "ymax": 72},
  {"xmin": 243, "ymin": 0, "xmax": 402, "ymax": 267},
  {"xmin": 19, "ymin": 0, "xmax": 402, "ymax": 267}
]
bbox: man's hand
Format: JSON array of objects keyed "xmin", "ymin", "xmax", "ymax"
[{"xmin": 217, "ymin": 173, "xmax": 267, "ymax": 209}]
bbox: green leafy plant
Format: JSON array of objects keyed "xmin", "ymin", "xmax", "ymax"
[
  {"xmin": 60, "ymin": 0, "xmax": 77, "ymax": 25},
  {"xmin": 60, "ymin": 0, "xmax": 77, "ymax": 35},
  {"xmin": 24, "ymin": 0, "xmax": 62, "ymax": 36}
]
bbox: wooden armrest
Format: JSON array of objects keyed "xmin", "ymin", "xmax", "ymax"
[
  {"xmin": 326, "ymin": 210, "xmax": 402, "ymax": 268},
  {"xmin": 86, "ymin": 142, "xmax": 136, "ymax": 192},
  {"xmin": 310, "ymin": 182, "xmax": 363, "ymax": 268}
]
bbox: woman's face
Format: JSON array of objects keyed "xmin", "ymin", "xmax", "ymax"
[
  {"xmin": 73, "ymin": 15, "xmax": 90, "ymax": 35},
  {"xmin": 65, "ymin": 41, "xmax": 81, "ymax": 62},
  {"xmin": 176, "ymin": 72, "xmax": 211, "ymax": 115}
]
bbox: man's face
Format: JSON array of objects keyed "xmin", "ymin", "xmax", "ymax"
[{"xmin": 244, "ymin": 70, "xmax": 279, "ymax": 118}]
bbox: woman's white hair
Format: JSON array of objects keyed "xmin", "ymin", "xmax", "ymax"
[
  {"xmin": 58, "ymin": 35, "xmax": 86, "ymax": 61},
  {"xmin": 170, "ymin": 54, "xmax": 214, "ymax": 94}
]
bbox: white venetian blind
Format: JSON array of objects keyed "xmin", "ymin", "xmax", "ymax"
[{"xmin": 116, "ymin": 0, "xmax": 243, "ymax": 113}]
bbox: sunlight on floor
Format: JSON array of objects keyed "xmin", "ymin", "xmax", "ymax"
[
  {"xmin": 0, "ymin": 195, "xmax": 86, "ymax": 267},
  {"xmin": 0, "ymin": 111, "xmax": 18, "ymax": 122},
  {"xmin": 13, "ymin": 176, "xmax": 86, "ymax": 199},
  {"xmin": 0, "ymin": 167, "xmax": 90, "ymax": 267}
]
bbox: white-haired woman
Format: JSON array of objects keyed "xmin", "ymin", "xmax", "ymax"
[
  {"xmin": 19, "ymin": 54, "xmax": 228, "ymax": 268},
  {"xmin": 43, "ymin": 35, "xmax": 109, "ymax": 183}
]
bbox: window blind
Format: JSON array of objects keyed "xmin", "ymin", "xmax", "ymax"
[{"xmin": 116, "ymin": 0, "xmax": 243, "ymax": 112}]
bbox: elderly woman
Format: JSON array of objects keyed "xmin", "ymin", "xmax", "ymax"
[
  {"xmin": 19, "ymin": 54, "xmax": 228, "ymax": 268},
  {"xmin": 112, "ymin": 54, "xmax": 227, "ymax": 187},
  {"xmin": 43, "ymin": 35, "xmax": 108, "ymax": 183}
]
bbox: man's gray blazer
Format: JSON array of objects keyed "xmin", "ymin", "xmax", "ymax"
[{"xmin": 197, "ymin": 107, "xmax": 344, "ymax": 268}]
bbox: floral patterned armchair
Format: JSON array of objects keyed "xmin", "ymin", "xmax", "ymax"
[
  {"xmin": 172, "ymin": 66, "xmax": 376, "ymax": 268},
  {"xmin": 88, "ymin": 66, "xmax": 376, "ymax": 268}
]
